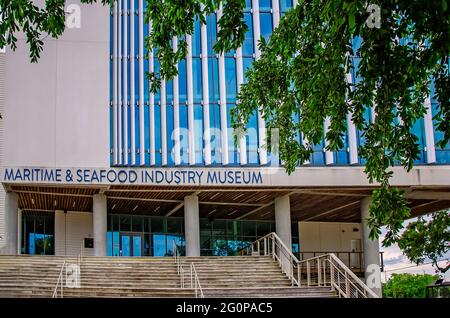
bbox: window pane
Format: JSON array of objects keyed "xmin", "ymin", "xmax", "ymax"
[
  {"xmin": 225, "ymin": 58, "xmax": 237, "ymax": 102},
  {"xmin": 120, "ymin": 215, "xmax": 131, "ymax": 231},
  {"xmin": 193, "ymin": 58, "xmax": 203, "ymax": 103},
  {"xmin": 178, "ymin": 59, "xmax": 187, "ymax": 103},
  {"xmin": 132, "ymin": 216, "xmax": 143, "ymax": 232},
  {"xmin": 194, "ymin": 104, "xmax": 204, "ymax": 164},
  {"xmin": 179, "ymin": 105, "xmax": 189, "ymax": 164},
  {"xmin": 151, "ymin": 217, "xmax": 164, "ymax": 233},
  {"xmin": 192, "ymin": 19, "xmax": 202, "ymax": 56},
  {"xmin": 260, "ymin": 13, "xmax": 273, "ymax": 42},
  {"xmin": 259, "ymin": 0, "xmax": 272, "ymax": 10},
  {"xmin": 243, "ymin": 13, "xmax": 254, "ymax": 56}
]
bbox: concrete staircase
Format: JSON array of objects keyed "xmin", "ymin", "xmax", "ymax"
[
  {"xmin": 0, "ymin": 255, "xmax": 337, "ymax": 298},
  {"xmin": 182, "ymin": 256, "xmax": 337, "ymax": 298}
]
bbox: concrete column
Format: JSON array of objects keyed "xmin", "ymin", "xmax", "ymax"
[
  {"xmin": 93, "ymin": 194, "xmax": 107, "ymax": 256},
  {"xmin": 275, "ymin": 195, "xmax": 292, "ymax": 250},
  {"xmin": 361, "ymin": 197, "xmax": 382, "ymax": 297},
  {"xmin": 184, "ymin": 195, "xmax": 200, "ymax": 256},
  {"xmin": 17, "ymin": 209, "xmax": 22, "ymax": 254},
  {"xmin": 0, "ymin": 192, "xmax": 19, "ymax": 255}
]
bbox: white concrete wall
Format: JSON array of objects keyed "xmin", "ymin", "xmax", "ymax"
[
  {"xmin": 55, "ymin": 211, "xmax": 94, "ymax": 256},
  {"xmin": 0, "ymin": 51, "xmax": 5, "ymax": 248},
  {"xmin": 2, "ymin": 0, "xmax": 109, "ymax": 168},
  {"xmin": 299, "ymin": 221, "xmax": 362, "ymax": 253}
]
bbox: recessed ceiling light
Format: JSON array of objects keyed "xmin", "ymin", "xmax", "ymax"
[
  {"xmin": 31, "ymin": 198, "xmax": 35, "ymax": 205},
  {"xmin": 228, "ymin": 209, "xmax": 238, "ymax": 216},
  {"xmin": 208, "ymin": 209, "xmax": 217, "ymax": 215},
  {"xmin": 133, "ymin": 205, "xmax": 138, "ymax": 211}
]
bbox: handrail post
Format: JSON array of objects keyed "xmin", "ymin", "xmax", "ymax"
[
  {"xmin": 306, "ymin": 261, "xmax": 311, "ymax": 287},
  {"xmin": 317, "ymin": 258, "xmax": 322, "ymax": 286},
  {"xmin": 263, "ymin": 237, "xmax": 267, "ymax": 256},
  {"xmin": 330, "ymin": 257, "xmax": 335, "ymax": 291},
  {"xmin": 345, "ymin": 272, "xmax": 350, "ymax": 298}
]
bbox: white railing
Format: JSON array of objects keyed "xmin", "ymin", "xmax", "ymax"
[
  {"xmin": 240, "ymin": 232, "xmax": 300, "ymax": 286},
  {"xmin": 240, "ymin": 232, "xmax": 378, "ymax": 298},
  {"xmin": 173, "ymin": 241, "xmax": 185, "ymax": 288},
  {"xmin": 190, "ymin": 263, "xmax": 204, "ymax": 298},
  {"xmin": 52, "ymin": 260, "xmax": 66, "ymax": 298},
  {"xmin": 173, "ymin": 242, "xmax": 204, "ymax": 298},
  {"xmin": 297, "ymin": 253, "xmax": 379, "ymax": 298}
]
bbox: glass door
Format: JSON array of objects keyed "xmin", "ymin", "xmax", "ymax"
[{"xmin": 120, "ymin": 233, "xmax": 142, "ymax": 257}]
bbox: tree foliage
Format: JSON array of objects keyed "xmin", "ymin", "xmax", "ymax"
[
  {"xmin": 383, "ymin": 273, "xmax": 439, "ymax": 298},
  {"xmin": 398, "ymin": 210, "xmax": 450, "ymax": 274},
  {"xmin": 1, "ymin": 0, "xmax": 450, "ymax": 254},
  {"xmin": 0, "ymin": 0, "xmax": 110, "ymax": 63}
]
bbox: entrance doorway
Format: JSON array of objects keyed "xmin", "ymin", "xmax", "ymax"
[{"xmin": 120, "ymin": 233, "xmax": 143, "ymax": 256}]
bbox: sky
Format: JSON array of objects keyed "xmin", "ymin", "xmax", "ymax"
[{"xmin": 379, "ymin": 216, "xmax": 450, "ymax": 283}]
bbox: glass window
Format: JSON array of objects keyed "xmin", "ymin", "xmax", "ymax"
[
  {"xmin": 243, "ymin": 13, "xmax": 254, "ymax": 56},
  {"xmin": 192, "ymin": 19, "xmax": 202, "ymax": 56},
  {"xmin": 280, "ymin": 0, "xmax": 293, "ymax": 13},
  {"xmin": 167, "ymin": 104, "xmax": 174, "ymax": 165},
  {"xmin": 179, "ymin": 105, "xmax": 189, "ymax": 164},
  {"xmin": 208, "ymin": 58, "xmax": 220, "ymax": 102},
  {"xmin": 178, "ymin": 60, "xmax": 187, "ymax": 103},
  {"xmin": 260, "ymin": 13, "xmax": 273, "ymax": 42},
  {"xmin": 227, "ymin": 104, "xmax": 239, "ymax": 165},
  {"xmin": 154, "ymin": 104, "xmax": 162, "ymax": 165},
  {"xmin": 193, "ymin": 58, "xmax": 203, "ymax": 103},
  {"xmin": 167, "ymin": 218, "xmax": 183, "ymax": 234},
  {"xmin": 210, "ymin": 103, "xmax": 222, "ymax": 164},
  {"xmin": 259, "ymin": 0, "xmax": 272, "ymax": 11},
  {"xmin": 151, "ymin": 217, "xmax": 164, "ymax": 233},
  {"xmin": 225, "ymin": 58, "xmax": 237, "ymax": 102},
  {"xmin": 132, "ymin": 215, "xmax": 143, "ymax": 232},
  {"xmin": 207, "ymin": 14, "xmax": 217, "ymax": 55},
  {"xmin": 120, "ymin": 215, "xmax": 131, "ymax": 231},
  {"xmin": 243, "ymin": 57, "xmax": 254, "ymax": 83},
  {"xmin": 242, "ymin": 221, "xmax": 257, "ymax": 237},
  {"xmin": 247, "ymin": 111, "xmax": 259, "ymax": 164},
  {"xmin": 257, "ymin": 222, "xmax": 271, "ymax": 236},
  {"xmin": 194, "ymin": 104, "xmax": 204, "ymax": 164}
]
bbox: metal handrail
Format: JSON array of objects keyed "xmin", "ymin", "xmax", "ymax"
[
  {"xmin": 190, "ymin": 263, "xmax": 204, "ymax": 298},
  {"xmin": 297, "ymin": 253, "xmax": 378, "ymax": 298},
  {"xmin": 52, "ymin": 260, "xmax": 66, "ymax": 298},
  {"xmin": 242, "ymin": 232, "xmax": 378, "ymax": 298},
  {"xmin": 240, "ymin": 232, "xmax": 300, "ymax": 286},
  {"xmin": 173, "ymin": 241, "xmax": 185, "ymax": 288}
]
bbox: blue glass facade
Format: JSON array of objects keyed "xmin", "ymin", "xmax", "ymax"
[{"xmin": 110, "ymin": 0, "xmax": 448, "ymax": 167}]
